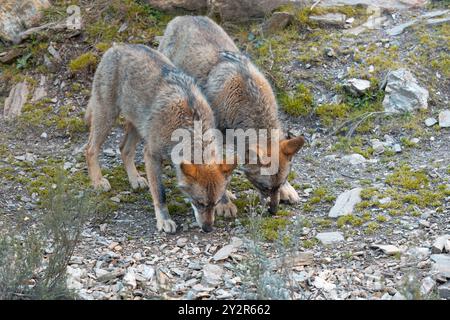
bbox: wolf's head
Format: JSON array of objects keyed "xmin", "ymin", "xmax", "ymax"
[
  {"xmin": 243, "ymin": 135, "xmax": 305, "ymax": 214},
  {"xmin": 177, "ymin": 161, "xmax": 236, "ymax": 232}
]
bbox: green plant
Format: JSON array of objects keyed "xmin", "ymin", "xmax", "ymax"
[
  {"xmin": 280, "ymin": 84, "xmax": 314, "ymax": 117},
  {"xmin": 0, "ymin": 171, "xmax": 93, "ymax": 299},
  {"xmin": 16, "ymin": 53, "xmax": 32, "ymax": 70}
]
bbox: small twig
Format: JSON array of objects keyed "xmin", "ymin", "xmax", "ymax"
[
  {"xmin": 337, "ymin": 169, "xmax": 359, "ymax": 179},
  {"xmin": 267, "ymin": 41, "xmax": 274, "ymax": 71},
  {"xmin": 310, "ymin": 0, "xmax": 322, "ymax": 10},
  {"xmin": 327, "ymin": 112, "xmax": 368, "ymax": 137},
  {"xmin": 346, "ymin": 111, "xmax": 388, "ymax": 138},
  {"xmin": 327, "ymin": 111, "xmax": 389, "ymax": 138},
  {"xmin": 18, "ymin": 21, "xmax": 67, "ymax": 42}
]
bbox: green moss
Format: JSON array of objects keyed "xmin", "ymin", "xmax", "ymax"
[
  {"xmin": 355, "ymin": 200, "xmax": 374, "ymax": 210},
  {"xmin": 360, "ymin": 187, "xmax": 379, "ymax": 200},
  {"xmin": 230, "ymin": 176, "xmax": 253, "ymax": 192},
  {"xmin": 0, "ymin": 144, "xmax": 9, "ymax": 158},
  {"xmin": 95, "ymin": 42, "xmax": 112, "ymax": 53},
  {"xmin": 168, "ymin": 203, "xmax": 189, "ymax": 215},
  {"xmin": 362, "ymin": 212, "xmax": 372, "ymax": 221},
  {"xmin": 315, "ymin": 218, "xmax": 332, "ymax": 229},
  {"xmin": 352, "ymin": 146, "xmax": 373, "ymax": 159},
  {"xmin": 365, "ymin": 222, "xmax": 380, "ymax": 235},
  {"xmin": 376, "ymin": 215, "xmax": 387, "ymax": 223},
  {"xmin": 260, "ymin": 217, "xmax": 291, "ymax": 241},
  {"xmin": 302, "ymin": 203, "xmax": 313, "ymax": 213},
  {"xmin": 302, "ymin": 239, "xmax": 318, "ymax": 249},
  {"xmin": 400, "ymin": 137, "xmax": 418, "ymax": 148},
  {"xmin": 280, "ymin": 84, "xmax": 314, "ymax": 117},
  {"xmin": 386, "ymin": 165, "xmax": 429, "ymax": 190},
  {"xmin": 337, "ymin": 214, "xmax": 363, "ymax": 228},
  {"xmin": 69, "ymin": 52, "xmax": 98, "ymax": 73},
  {"xmin": 287, "ymin": 171, "xmax": 297, "ymax": 183},
  {"xmin": 312, "ymin": 186, "xmax": 328, "ymax": 197},
  {"xmin": 55, "ymin": 116, "xmax": 86, "ymax": 135},
  {"xmin": 234, "ymin": 197, "xmax": 252, "ymax": 213},
  {"xmin": 315, "ymin": 103, "xmax": 350, "ymax": 126}
]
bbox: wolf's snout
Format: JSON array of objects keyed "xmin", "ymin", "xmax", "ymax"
[{"xmin": 201, "ymin": 224, "xmax": 213, "ymax": 233}]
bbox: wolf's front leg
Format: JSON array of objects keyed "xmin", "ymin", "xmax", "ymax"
[
  {"xmin": 214, "ymin": 190, "xmax": 238, "ymax": 218},
  {"xmin": 144, "ymin": 151, "xmax": 177, "ymax": 233},
  {"xmin": 279, "ymin": 181, "xmax": 300, "ymax": 204}
]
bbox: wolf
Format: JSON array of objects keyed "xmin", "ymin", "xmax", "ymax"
[
  {"xmin": 159, "ymin": 16, "xmax": 305, "ymax": 215},
  {"xmin": 85, "ymin": 44, "xmax": 235, "ymax": 233}
]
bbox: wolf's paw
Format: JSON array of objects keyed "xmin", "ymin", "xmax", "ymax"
[
  {"xmin": 279, "ymin": 182, "xmax": 300, "ymax": 204},
  {"xmin": 130, "ymin": 176, "xmax": 148, "ymax": 190},
  {"xmin": 214, "ymin": 201, "xmax": 238, "ymax": 218},
  {"xmin": 93, "ymin": 178, "xmax": 111, "ymax": 192},
  {"xmin": 157, "ymin": 218, "xmax": 177, "ymax": 234},
  {"xmin": 226, "ymin": 190, "xmax": 237, "ymax": 201}
]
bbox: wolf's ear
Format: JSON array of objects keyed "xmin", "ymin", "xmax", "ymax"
[
  {"xmin": 180, "ymin": 161, "xmax": 197, "ymax": 178},
  {"xmin": 219, "ymin": 161, "xmax": 237, "ymax": 177},
  {"xmin": 280, "ymin": 136, "xmax": 305, "ymax": 158}
]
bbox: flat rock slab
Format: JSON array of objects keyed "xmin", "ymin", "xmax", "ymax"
[
  {"xmin": 386, "ymin": 9, "xmax": 449, "ymax": 36},
  {"xmin": 431, "ymin": 254, "xmax": 450, "ymax": 278},
  {"xmin": 309, "ymin": 13, "xmax": 346, "ymax": 27},
  {"xmin": 438, "ymin": 281, "xmax": 450, "ymax": 299},
  {"xmin": 145, "ymin": 0, "xmax": 207, "ymax": 12},
  {"xmin": 274, "ymin": 251, "xmax": 313, "ymax": 269},
  {"xmin": 0, "ymin": 47, "xmax": 22, "ymax": 63},
  {"xmin": 202, "ymin": 264, "xmax": 223, "ymax": 286},
  {"xmin": 371, "ymin": 244, "xmax": 401, "ymax": 255},
  {"xmin": 341, "ymin": 154, "xmax": 366, "ymax": 165},
  {"xmin": 96, "ymin": 269, "xmax": 125, "ymax": 283},
  {"xmin": 346, "ymin": 78, "xmax": 371, "ymax": 95},
  {"xmin": 262, "ymin": 12, "xmax": 293, "ymax": 34},
  {"xmin": 313, "ymin": 276, "xmax": 336, "ymax": 292},
  {"xmin": 31, "ymin": 75, "xmax": 47, "ymax": 102},
  {"xmin": 382, "ymin": 69, "xmax": 429, "ymax": 113},
  {"xmin": 316, "ymin": 232, "xmax": 344, "ymax": 245},
  {"xmin": 439, "ymin": 110, "xmax": 450, "ymax": 128},
  {"xmin": 425, "ymin": 117, "xmax": 438, "ymax": 127},
  {"xmin": 212, "ymin": 244, "xmax": 235, "ymax": 261},
  {"xmin": 318, "ymin": 0, "xmax": 427, "ymax": 10},
  {"xmin": 329, "ymin": 188, "xmax": 362, "ymax": 218},
  {"xmin": 432, "ymin": 235, "xmax": 450, "ymax": 254},
  {"xmin": 3, "ymin": 81, "xmax": 29, "ymax": 119}
]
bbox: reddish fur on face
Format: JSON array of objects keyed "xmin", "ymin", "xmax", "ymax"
[{"xmin": 181, "ymin": 162, "xmax": 236, "ymax": 203}]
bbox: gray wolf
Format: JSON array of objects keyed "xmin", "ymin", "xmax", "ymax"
[
  {"xmin": 85, "ymin": 44, "xmax": 235, "ymax": 233},
  {"xmin": 159, "ymin": 16, "xmax": 305, "ymax": 215}
]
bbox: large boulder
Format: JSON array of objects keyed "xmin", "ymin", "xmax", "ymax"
[
  {"xmin": 0, "ymin": 0, "xmax": 51, "ymax": 44},
  {"xmin": 210, "ymin": 0, "xmax": 289, "ymax": 22},
  {"xmin": 382, "ymin": 69, "xmax": 429, "ymax": 113},
  {"xmin": 145, "ymin": 0, "xmax": 208, "ymax": 13}
]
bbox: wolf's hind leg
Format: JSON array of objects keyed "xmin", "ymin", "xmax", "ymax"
[
  {"xmin": 85, "ymin": 99, "xmax": 117, "ymax": 192},
  {"xmin": 120, "ymin": 122, "xmax": 148, "ymax": 190}
]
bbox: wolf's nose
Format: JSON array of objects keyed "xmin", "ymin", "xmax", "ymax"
[{"xmin": 201, "ymin": 224, "xmax": 213, "ymax": 233}]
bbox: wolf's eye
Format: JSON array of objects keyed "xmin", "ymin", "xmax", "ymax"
[{"xmin": 196, "ymin": 202, "xmax": 206, "ymax": 209}]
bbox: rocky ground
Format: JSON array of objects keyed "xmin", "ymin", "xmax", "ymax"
[{"xmin": 0, "ymin": 0, "xmax": 449, "ymax": 300}]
